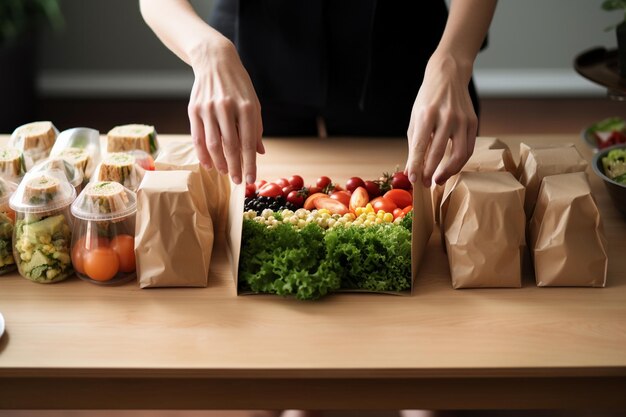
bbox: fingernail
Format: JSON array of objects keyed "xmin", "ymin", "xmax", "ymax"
[
  {"xmin": 409, "ymin": 173, "xmax": 417, "ymax": 183},
  {"xmin": 423, "ymin": 177, "xmax": 431, "ymax": 188},
  {"xmin": 232, "ymin": 175, "xmax": 241, "ymax": 184},
  {"xmin": 219, "ymin": 169, "xmax": 228, "ymax": 175},
  {"xmin": 246, "ymin": 175, "xmax": 255, "ymax": 184}
]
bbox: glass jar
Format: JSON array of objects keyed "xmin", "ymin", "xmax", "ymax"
[
  {"xmin": 71, "ymin": 181, "xmax": 137, "ymax": 285},
  {"xmin": 9, "ymin": 170, "xmax": 76, "ymax": 283}
]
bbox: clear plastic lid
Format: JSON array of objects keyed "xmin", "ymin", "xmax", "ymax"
[
  {"xmin": 92, "ymin": 151, "xmax": 146, "ymax": 191},
  {"xmin": 9, "ymin": 121, "xmax": 58, "ymax": 168},
  {"xmin": 9, "ymin": 169, "xmax": 77, "ymax": 214},
  {"xmin": 0, "ymin": 177, "xmax": 18, "ymax": 206},
  {"xmin": 50, "ymin": 127, "xmax": 102, "ymax": 179},
  {"xmin": 71, "ymin": 181, "xmax": 137, "ymax": 221},
  {"xmin": 31, "ymin": 157, "xmax": 84, "ymax": 189},
  {"xmin": 0, "ymin": 146, "xmax": 27, "ymax": 180}
]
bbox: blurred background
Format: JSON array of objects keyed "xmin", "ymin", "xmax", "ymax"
[{"xmin": 0, "ymin": 0, "xmax": 624, "ymax": 135}]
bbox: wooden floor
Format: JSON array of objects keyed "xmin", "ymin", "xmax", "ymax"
[
  {"xmin": 3, "ymin": 97, "xmax": 626, "ymax": 417},
  {"xmin": 36, "ymin": 97, "xmax": 626, "ymax": 137}
]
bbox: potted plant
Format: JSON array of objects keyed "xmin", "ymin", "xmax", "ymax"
[
  {"xmin": 0, "ymin": 0, "xmax": 63, "ymax": 132},
  {"xmin": 602, "ymin": 0, "xmax": 626, "ymax": 77}
]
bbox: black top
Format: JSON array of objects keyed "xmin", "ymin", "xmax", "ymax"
[{"xmin": 210, "ymin": 0, "xmax": 480, "ymax": 136}]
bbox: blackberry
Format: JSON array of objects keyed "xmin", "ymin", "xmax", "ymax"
[{"xmin": 244, "ymin": 195, "xmax": 298, "ymax": 214}]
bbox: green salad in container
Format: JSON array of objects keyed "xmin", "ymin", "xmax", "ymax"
[{"xmin": 602, "ymin": 148, "xmax": 626, "ymax": 185}]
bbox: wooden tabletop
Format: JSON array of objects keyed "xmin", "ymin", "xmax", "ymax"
[{"xmin": 0, "ymin": 134, "xmax": 625, "ymax": 410}]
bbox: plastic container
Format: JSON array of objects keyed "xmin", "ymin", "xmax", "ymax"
[
  {"xmin": 71, "ymin": 181, "xmax": 137, "ymax": 285},
  {"xmin": 9, "ymin": 121, "xmax": 59, "ymax": 169},
  {"xmin": 92, "ymin": 151, "xmax": 148, "ymax": 192},
  {"xmin": 50, "ymin": 127, "xmax": 102, "ymax": 181},
  {"xmin": 107, "ymin": 124, "xmax": 159, "ymax": 157},
  {"xmin": 0, "ymin": 147, "xmax": 27, "ymax": 183},
  {"xmin": 31, "ymin": 157, "xmax": 84, "ymax": 196},
  {"xmin": 0, "ymin": 178, "xmax": 18, "ymax": 275},
  {"xmin": 9, "ymin": 170, "xmax": 76, "ymax": 283}
]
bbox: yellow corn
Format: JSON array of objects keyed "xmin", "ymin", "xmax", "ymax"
[{"xmin": 383, "ymin": 212, "xmax": 394, "ymax": 223}]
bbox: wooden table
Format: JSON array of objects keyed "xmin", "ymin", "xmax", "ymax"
[{"xmin": 0, "ymin": 135, "xmax": 625, "ymax": 410}]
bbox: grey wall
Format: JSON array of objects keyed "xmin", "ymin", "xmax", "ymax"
[{"xmin": 37, "ymin": 0, "xmax": 621, "ymax": 97}]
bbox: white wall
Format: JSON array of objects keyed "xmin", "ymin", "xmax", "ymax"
[{"xmin": 38, "ymin": 0, "xmax": 621, "ymax": 97}]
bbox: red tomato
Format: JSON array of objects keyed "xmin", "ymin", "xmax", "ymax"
[
  {"xmin": 371, "ymin": 196, "xmax": 397, "ymax": 213},
  {"xmin": 84, "ymin": 247, "xmax": 120, "ymax": 282},
  {"xmin": 384, "ymin": 189, "xmax": 413, "ymax": 209},
  {"xmin": 364, "ymin": 180, "xmax": 381, "ymax": 198},
  {"xmin": 402, "ymin": 205, "xmax": 413, "ymax": 215},
  {"xmin": 287, "ymin": 190, "xmax": 304, "ymax": 208},
  {"xmin": 258, "ymin": 182, "xmax": 283, "ymax": 198},
  {"xmin": 391, "ymin": 172, "xmax": 412, "ymax": 190},
  {"xmin": 72, "ymin": 236, "xmax": 110, "ymax": 275},
  {"xmin": 110, "ymin": 234, "xmax": 136, "ymax": 273},
  {"xmin": 304, "ymin": 192, "xmax": 328, "ymax": 210},
  {"xmin": 393, "ymin": 208, "xmax": 404, "ymax": 219},
  {"xmin": 289, "ymin": 175, "xmax": 304, "ymax": 189},
  {"xmin": 349, "ymin": 186, "xmax": 369, "ymax": 211},
  {"xmin": 330, "ymin": 191, "xmax": 351, "ymax": 207},
  {"xmin": 314, "ymin": 198, "xmax": 349, "ymax": 215},
  {"xmin": 275, "ymin": 178, "xmax": 290, "ymax": 188},
  {"xmin": 255, "ymin": 179, "xmax": 267, "ymax": 189},
  {"xmin": 307, "ymin": 185, "xmax": 322, "ymax": 195},
  {"xmin": 245, "ymin": 183, "xmax": 256, "ymax": 198},
  {"xmin": 282, "ymin": 185, "xmax": 294, "ymax": 196},
  {"xmin": 316, "ymin": 176, "xmax": 332, "ymax": 189},
  {"xmin": 345, "ymin": 177, "xmax": 365, "ymax": 192}
]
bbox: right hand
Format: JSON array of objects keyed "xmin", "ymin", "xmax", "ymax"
[{"xmin": 188, "ymin": 38, "xmax": 264, "ymax": 184}]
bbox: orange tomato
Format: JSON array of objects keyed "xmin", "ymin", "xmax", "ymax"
[
  {"xmin": 384, "ymin": 189, "xmax": 413, "ymax": 209},
  {"xmin": 314, "ymin": 197, "xmax": 349, "ymax": 215},
  {"xmin": 349, "ymin": 186, "xmax": 369, "ymax": 211},
  {"xmin": 402, "ymin": 205, "xmax": 413, "ymax": 215},
  {"xmin": 71, "ymin": 235, "xmax": 110, "ymax": 275},
  {"xmin": 330, "ymin": 191, "xmax": 351, "ymax": 207},
  {"xmin": 303, "ymin": 192, "xmax": 328, "ymax": 210},
  {"xmin": 392, "ymin": 208, "xmax": 404, "ymax": 219},
  {"xmin": 84, "ymin": 247, "xmax": 119, "ymax": 282},
  {"xmin": 370, "ymin": 196, "xmax": 397, "ymax": 213},
  {"xmin": 110, "ymin": 234, "xmax": 136, "ymax": 273}
]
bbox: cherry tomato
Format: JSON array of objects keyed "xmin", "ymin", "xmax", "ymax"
[
  {"xmin": 314, "ymin": 198, "xmax": 349, "ymax": 215},
  {"xmin": 364, "ymin": 180, "xmax": 381, "ymax": 198},
  {"xmin": 371, "ymin": 196, "xmax": 397, "ymax": 213},
  {"xmin": 304, "ymin": 192, "xmax": 328, "ymax": 210},
  {"xmin": 111, "ymin": 234, "xmax": 136, "ymax": 273},
  {"xmin": 316, "ymin": 176, "xmax": 332, "ymax": 189},
  {"xmin": 84, "ymin": 247, "xmax": 119, "ymax": 282},
  {"xmin": 391, "ymin": 172, "xmax": 412, "ymax": 190},
  {"xmin": 307, "ymin": 185, "xmax": 322, "ymax": 195},
  {"xmin": 276, "ymin": 178, "xmax": 290, "ymax": 188},
  {"xmin": 282, "ymin": 185, "xmax": 294, "ymax": 196},
  {"xmin": 345, "ymin": 177, "xmax": 365, "ymax": 192},
  {"xmin": 287, "ymin": 190, "xmax": 304, "ymax": 208},
  {"xmin": 255, "ymin": 179, "xmax": 267, "ymax": 189},
  {"xmin": 258, "ymin": 182, "xmax": 283, "ymax": 198},
  {"xmin": 402, "ymin": 205, "xmax": 413, "ymax": 215},
  {"xmin": 349, "ymin": 186, "xmax": 369, "ymax": 211},
  {"xmin": 245, "ymin": 183, "xmax": 256, "ymax": 198},
  {"xmin": 384, "ymin": 189, "xmax": 413, "ymax": 209},
  {"xmin": 393, "ymin": 208, "xmax": 404, "ymax": 219},
  {"xmin": 289, "ymin": 175, "xmax": 304, "ymax": 189},
  {"xmin": 72, "ymin": 236, "xmax": 111, "ymax": 275},
  {"xmin": 330, "ymin": 191, "xmax": 351, "ymax": 207}
]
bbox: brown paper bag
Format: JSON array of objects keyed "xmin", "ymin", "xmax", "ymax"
[
  {"xmin": 518, "ymin": 144, "xmax": 587, "ymax": 219},
  {"xmin": 516, "ymin": 142, "xmax": 576, "ymax": 180},
  {"xmin": 136, "ymin": 170, "xmax": 214, "ymax": 288},
  {"xmin": 474, "ymin": 136, "xmax": 509, "ymax": 151},
  {"xmin": 443, "ymin": 172, "xmax": 526, "ymax": 288},
  {"xmin": 529, "ymin": 172, "xmax": 607, "ymax": 287},
  {"xmin": 155, "ymin": 141, "xmax": 231, "ymax": 239}
]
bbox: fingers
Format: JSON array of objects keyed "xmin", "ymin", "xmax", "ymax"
[
  {"xmin": 203, "ymin": 107, "xmax": 229, "ymax": 176},
  {"xmin": 434, "ymin": 125, "xmax": 468, "ymax": 185},
  {"xmin": 422, "ymin": 120, "xmax": 452, "ymax": 187},
  {"xmin": 406, "ymin": 107, "xmax": 435, "ymax": 187},
  {"xmin": 188, "ymin": 103, "xmax": 213, "ymax": 171},
  {"xmin": 238, "ymin": 101, "xmax": 259, "ymax": 185},
  {"xmin": 215, "ymin": 98, "xmax": 243, "ymax": 184}
]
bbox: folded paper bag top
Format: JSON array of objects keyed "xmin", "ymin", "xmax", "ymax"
[
  {"xmin": 443, "ymin": 172, "xmax": 526, "ymax": 289},
  {"xmin": 154, "ymin": 140, "xmax": 231, "ymax": 239},
  {"xmin": 518, "ymin": 144, "xmax": 588, "ymax": 219},
  {"xmin": 529, "ymin": 172, "xmax": 608, "ymax": 287},
  {"xmin": 135, "ymin": 170, "xmax": 214, "ymax": 288}
]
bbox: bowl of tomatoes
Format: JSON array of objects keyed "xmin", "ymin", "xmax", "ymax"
[
  {"xmin": 582, "ymin": 117, "xmax": 626, "ymax": 151},
  {"xmin": 70, "ymin": 181, "xmax": 137, "ymax": 285}
]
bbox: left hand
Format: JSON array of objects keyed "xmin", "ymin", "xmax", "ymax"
[{"xmin": 405, "ymin": 52, "xmax": 478, "ymax": 188}]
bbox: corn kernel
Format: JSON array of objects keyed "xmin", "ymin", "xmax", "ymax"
[
  {"xmin": 365, "ymin": 203, "xmax": 374, "ymax": 213},
  {"xmin": 383, "ymin": 213, "xmax": 394, "ymax": 223},
  {"xmin": 344, "ymin": 213, "xmax": 356, "ymax": 221},
  {"xmin": 318, "ymin": 208, "xmax": 330, "ymax": 215},
  {"xmin": 375, "ymin": 217, "xmax": 383, "ymax": 224}
]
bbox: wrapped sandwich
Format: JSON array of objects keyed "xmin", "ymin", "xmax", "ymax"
[
  {"xmin": 9, "ymin": 121, "xmax": 58, "ymax": 168},
  {"xmin": 0, "ymin": 147, "xmax": 27, "ymax": 181},
  {"xmin": 107, "ymin": 124, "xmax": 159, "ymax": 156}
]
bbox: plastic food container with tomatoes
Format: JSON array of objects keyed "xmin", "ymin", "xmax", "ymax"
[
  {"xmin": 0, "ymin": 178, "xmax": 18, "ymax": 275},
  {"xmin": 71, "ymin": 181, "xmax": 137, "ymax": 285},
  {"xmin": 9, "ymin": 169, "xmax": 76, "ymax": 283}
]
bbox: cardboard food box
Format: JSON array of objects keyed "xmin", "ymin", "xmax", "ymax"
[{"xmin": 227, "ymin": 181, "xmax": 434, "ymax": 298}]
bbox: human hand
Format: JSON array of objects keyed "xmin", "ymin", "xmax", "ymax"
[
  {"xmin": 405, "ymin": 53, "xmax": 478, "ymax": 188},
  {"xmin": 188, "ymin": 38, "xmax": 264, "ymax": 184}
]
